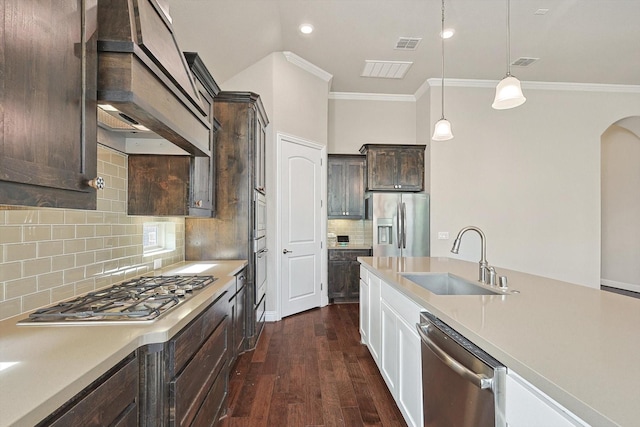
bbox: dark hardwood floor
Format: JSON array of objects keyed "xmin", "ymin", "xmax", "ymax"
[{"xmin": 220, "ymin": 303, "xmax": 407, "ymax": 427}]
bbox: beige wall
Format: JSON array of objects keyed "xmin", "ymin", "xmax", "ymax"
[
  {"xmin": 0, "ymin": 146, "xmax": 185, "ymax": 321},
  {"xmin": 601, "ymin": 125, "xmax": 640, "ymax": 289},
  {"xmin": 430, "ymin": 84, "xmax": 640, "ymax": 288},
  {"xmin": 328, "ymin": 98, "xmax": 417, "ymax": 154}
]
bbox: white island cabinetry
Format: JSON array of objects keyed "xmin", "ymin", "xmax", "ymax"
[{"xmin": 360, "ymin": 265, "xmax": 423, "ymax": 427}]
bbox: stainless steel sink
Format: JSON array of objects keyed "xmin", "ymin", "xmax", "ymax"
[{"xmin": 400, "ymin": 273, "xmax": 502, "ymax": 295}]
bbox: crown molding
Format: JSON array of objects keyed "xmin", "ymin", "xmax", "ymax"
[
  {"xmin": 328, "ymin": 92, "xmax": 416, "ymax": 102},
  {"xmin": 282, "ymin": 51, "xmax": 333, "ymax": 83},
  {"xmin": 425, "ymin": 78, "xmax": 640, "ymax": 93}
]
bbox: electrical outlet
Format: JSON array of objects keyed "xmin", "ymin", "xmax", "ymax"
[
  {"xmin": 153, "ymin": 259, "xmax": 162, "ymax": 270},
  {"xmin": 437, "ymin": 232, "xmax": 449, "ymax": 240}
]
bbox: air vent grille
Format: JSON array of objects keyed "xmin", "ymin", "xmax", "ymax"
[
  {"xmin": 511, "ymin": 57, "xmax": 539, "ymax": 67},
  {"xmin": 395, "ymin": 37, "xmax": 422, "ymax": 50},
  {"xmin": 97, "ymin": 108, "xmax": 137, "ymax": 131},
  {"xmin": 361, "ymin": 60, "xmax": 413, "ymax": 79}
]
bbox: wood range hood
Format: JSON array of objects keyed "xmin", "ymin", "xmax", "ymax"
[{"xmin": 97, "ymin": 0, "xmax": 211, "ymax": 157}]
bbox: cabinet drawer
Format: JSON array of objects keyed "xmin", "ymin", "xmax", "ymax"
[
  {"xmin": 41, "ymin": 354, "xmax": 138, "ymax": 427},
  {"xmin": 190, "ymin": 366, "xmax": 228, "ymax": 427},
  {"xmin": 172, "ymin": 317, "xmax": 229, "ymax": 427},
  {"xmin": 172, "ymin": 292, "xmax": 228, "ymax": 372}
]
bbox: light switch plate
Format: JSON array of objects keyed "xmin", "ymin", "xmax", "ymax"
[{"xmin": 437, "ymin": 232, "xmax": 449, "ymax": 240}]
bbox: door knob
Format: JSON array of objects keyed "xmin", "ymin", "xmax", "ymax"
[{"xmin": 283, "ymin": 249, "xmax": 293, "ymax": 254}]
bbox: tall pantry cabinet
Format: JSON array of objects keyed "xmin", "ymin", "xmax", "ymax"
[{"xmin": 185, "ymin": 92, "xmax": 269, "ymax": 350}]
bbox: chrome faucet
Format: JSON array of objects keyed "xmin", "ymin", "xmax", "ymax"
[{"xmin": 451, "ymin": 226, "xmax": 492, "ymax": 285}]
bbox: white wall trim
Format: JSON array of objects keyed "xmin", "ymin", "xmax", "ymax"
[
  {"xmin": 329, "ymin": 92, "xmax": 416, "ymax": 102},
  {"xmin": 601, "ymin": 279, "xmax": 640, "ymax": 294},
  {"xmin": 425, "ymin": 78, "xmax": 640, "ymax": 93},
  {"xmin": 282, "ymin": 51, "xmax": 333, "ymax": 83}
]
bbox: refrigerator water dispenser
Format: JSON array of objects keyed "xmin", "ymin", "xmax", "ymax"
[{"xmin": 377, "ymin": 219, "xmax": 393, "ymax": 244}]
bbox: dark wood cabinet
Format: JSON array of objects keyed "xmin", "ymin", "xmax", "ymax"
[
  {"xmin": 0, "ymin": 0, "xmax": 99, "ymax": 209},
  {"xmin": 328, "ymin": 155, "xmax": 366, "ymax": 219},
  {"xmin": 229, "ymin": 268, "xmax": 247, "ymax": 365},
  {"xmin": 169, "ymin": 292, "xmax": 229, "ymax": 427},
  {"xmin": 328, "ymin": 249, "xmax": 372, "ymax": 302},
  {"xmin": 360, "ymin": 144, "xmax": 426, "ymax": 192},
  {"xmin": 186, "ymin": 91, "xmax": 269, "ymax": 350},
  {"xmin": 185, "ymin": 52, "xmax": 221, "ymax": 218},
  {"xmin": 37, "ymin": 352, "xmax": 138, "ymax": 427}
]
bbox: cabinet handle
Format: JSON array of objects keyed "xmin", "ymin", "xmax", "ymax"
[
  {"xmin": 86, "ymin": 177, "xmax": 105, "ymax": 190},
  {"xmin": 195, "ymin": 200, "xmax": 203, "ymax": 207}
]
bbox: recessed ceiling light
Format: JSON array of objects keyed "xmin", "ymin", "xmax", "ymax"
[
  {"xmin": 299, "ymin": 24, "xmax": 314, "ymax": 34},
  {"xmin": 441, "ymin": 28, "xmax": 455, "ymax": 39}
]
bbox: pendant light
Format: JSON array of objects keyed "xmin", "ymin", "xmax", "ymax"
[
  {"xmin": 432, "ymin": 0, "xmax": 453, "ymax": 141},
  {"xmin": 492, "ymin": 0, "xmax": 526, "ymax": 110}
]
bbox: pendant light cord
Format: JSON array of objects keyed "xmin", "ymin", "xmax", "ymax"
[
  {"xmin": 506, "ymin": 0, "xmax": 511, "ymax": 76},
  {"xmin": 440, "ymin": 0, "xmax": 445, "ymax": 119}
]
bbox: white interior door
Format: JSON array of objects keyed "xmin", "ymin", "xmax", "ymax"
[{"xmin": 278, "ymin": 133, "xmax": 324, "ymax": 318}]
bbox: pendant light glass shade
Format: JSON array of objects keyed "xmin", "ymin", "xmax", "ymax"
[
  {"xmin": 432, "ymin": 118, "xmax": 453, "ymax": 141},
  {"xmin": 432, "ymin": 0, "xmax": 453, "ymax": 141},
  {"xmin": 492, "ymin": 0, "xmax": 526, "ymax": 110},
  {"xmin": 492, "ymin": 75, "xmax": 526, "ymax": 109}
]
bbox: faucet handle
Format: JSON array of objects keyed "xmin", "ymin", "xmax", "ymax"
[
  {"xmin": 488, "ymin": 266, "xmax": 497, "ymax": 286},
  {"xmin": 498, "ymin": 275, "xmax": 508, "ymax": 289}
]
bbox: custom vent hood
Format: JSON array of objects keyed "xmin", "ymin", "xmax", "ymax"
[{"xmin": 97, "ymin": 0, "xmax": 210, "ymax": 156}]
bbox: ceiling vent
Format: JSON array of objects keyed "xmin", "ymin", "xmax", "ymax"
[
  {"xmin": 361, "ymin": 60, "xmax": 413, "ymax": 79},
  {"xmin": 511, "ymin": 57, "xmax": 539, "ymax": 67},
  {"xmin": 395, "ymin": 37, "xmax": 422, "ymax": 50}
]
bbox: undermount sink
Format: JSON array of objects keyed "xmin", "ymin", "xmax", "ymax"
[{"xmin": 400, "ymin": 273, "xmax": 502, "ymax": 295}]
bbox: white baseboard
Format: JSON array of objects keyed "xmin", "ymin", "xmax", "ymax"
[
  {"xmin": 265, "ymin": 311, "xmax": 279, "ymax": 322},
  {"xmin": 601, "ymin": 279, "xmax": 640, "ymax": 293}
]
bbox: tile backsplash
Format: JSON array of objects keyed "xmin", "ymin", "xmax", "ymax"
[
  {"xmin": 327, "ymin": 219, "xmax": 372, "ymax": 246},
  {"xmin": 0, "ymin": 145, "xmax": 185, "ymax": 321}
]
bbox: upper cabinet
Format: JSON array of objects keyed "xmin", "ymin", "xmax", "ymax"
[
  {"xmin": 185, "ymin": 52, "xmax": 221, "ymax": 217},
  {"xmin": 0, "ymin": 0, "xmax": 99, "ymax": 209},
  {"xmin": 360, "ymin": 144, "xmax": 426, "ymax": 192},
  {"xmin": 328, "ymin": 155, "xmax": 365, "ymax": 219}
]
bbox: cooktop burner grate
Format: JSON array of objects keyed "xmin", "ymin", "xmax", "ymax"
[{"xmin": 19, "ymin": 275, "xmax": 216, "ymax": 324}]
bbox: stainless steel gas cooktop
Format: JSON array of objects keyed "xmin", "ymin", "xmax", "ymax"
[{"xmin": 18, "ymin": 275, "xmax": 216, "ymax": 325}]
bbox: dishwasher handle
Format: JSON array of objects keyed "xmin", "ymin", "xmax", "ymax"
[{"xmin": 417, "ymin": 322, "xmax": 493, "ymax": 390}]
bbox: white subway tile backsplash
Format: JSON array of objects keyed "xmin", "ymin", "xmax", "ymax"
[{"xmin": 0, "ymin": 145, "xmax": 185, "ymax": 321}]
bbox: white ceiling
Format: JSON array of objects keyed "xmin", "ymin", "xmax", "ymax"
[{"xmin": 168, "ymin": 0, "xmax": 640, "ymax": 95}]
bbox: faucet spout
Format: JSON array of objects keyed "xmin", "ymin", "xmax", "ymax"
[{"xmin": 450, "ymin": 226, "xmax": 489, "ymax": 283}]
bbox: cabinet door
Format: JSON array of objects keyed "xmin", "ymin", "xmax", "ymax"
[
  {"xmin": 327, "ymin": 159, "xmax": 347, "ymax": 217},
  {"xmin": 396, "ymin": 148, "xmax": 424, "ymax": 191},
  {"xmin": 368, "ymin": 273, "xmax": 382, "ymax": 366},
  {"xmin": 359, "ymin": 276, "xmax": 369, "ymax": 345},
  {"xmin": 235, "ymin": 284, "xmax": 246, "ymax": 356},
  {"xmin": 380, "ymin": 300, "xmax": 398, "ymax": 395},
  {"xmin": 255, "ymin": 111, "xmax": 267, "ymax": 193},
  {"xmin": 189, "ymin": 79, "xmax": 215, "ymax": 217},
  {"xmin": 347, "ymin": 259, "xmax": 362, "ymax": 299},
  {"xmin": 328, "ymin": 259, "xmax": 351, "ymax": 300},
  {"xmin": 128, "ymin": 155, "xmax": 190, "ymax": 216},
  {"xmin": 0, "ymin": 0, "xmax": 98, "ymax": 209},
  {"xmin": 345, "ymin": 160, "xmax": 365, "ymax": 218},
  {"xmin": 367, "ymin": 149, "xmax": 397, "ymax": 191},
  {"xmin": 397, "ymin": 317, "xmax": 423, "ymax": 427}
]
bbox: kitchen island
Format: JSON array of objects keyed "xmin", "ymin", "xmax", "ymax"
[
  {"xmin": 0, "ymin": 260, "xmax": 247, "ymax": 427},
  {"xmin": 358, "ymin": 256, "xmax": 640, "ymax": 427}
]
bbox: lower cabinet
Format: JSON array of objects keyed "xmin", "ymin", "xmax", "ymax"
[
  {"xmin": 37, "ymin": 352, "xmax": 139, "ymax": 427},
  {"xmin": 360, "ymin": 265, "xmax": 424, "ymax": 427},
  {"xmin": 328, "ymin": 249, "xmax": 371, "ymax": 302},
  {"xmin": 229, "ymin": 268, "xmax": 247, "ymax": 365},
  {"xmin": 506, "ymin": 371, "xmax": 589, "ymax": 427},
  {"xmin": 169, "ymin": 294, "xmax": 229, "ymax": 427}
]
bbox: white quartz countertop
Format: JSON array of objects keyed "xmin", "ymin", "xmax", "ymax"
[
  {"xmin": 0, "ymin": 260, "xmax": 247, "ymax": 427},
  {"xmin": 358, "ymin": 256, "xmax": 640, "ymax": 427}
]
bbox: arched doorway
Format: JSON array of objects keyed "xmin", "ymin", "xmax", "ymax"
[{"xmin": 601, "ymin": 116, "xmax": 640, "ymax": 295}]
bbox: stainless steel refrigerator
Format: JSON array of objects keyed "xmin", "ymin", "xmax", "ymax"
[{"xmin": 367, "ymin": 193, "xmax": 430, "ymax": 257}]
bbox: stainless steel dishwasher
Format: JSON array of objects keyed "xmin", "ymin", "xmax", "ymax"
[{"xmin": 417, "ymin": 312, "xmax": 506, "ymax": 427}]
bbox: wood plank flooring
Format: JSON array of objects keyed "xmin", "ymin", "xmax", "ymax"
[{"xmin": 219, "ymin": 303, "xmax": 407, "ymax": 427}]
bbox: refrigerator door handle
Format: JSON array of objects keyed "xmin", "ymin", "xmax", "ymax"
[
  {"xmin": 396, "ymin": 202, "xmax": 402, "ymax": 249},
  {"xmin": 402, "ymin": 202, "xmax": 407, "ymax": 248}
]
